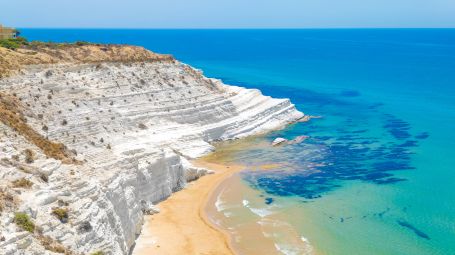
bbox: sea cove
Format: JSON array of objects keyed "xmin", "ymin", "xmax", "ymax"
[{"xmin": 17, "ymin": 29, "xmax": 455, "ymax": 254}]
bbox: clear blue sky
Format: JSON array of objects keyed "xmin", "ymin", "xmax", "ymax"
[{"xmin": 2, "ymin": 0, "xmax": 455, "ymax": 28}]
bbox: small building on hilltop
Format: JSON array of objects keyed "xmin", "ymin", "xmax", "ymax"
[{"xmin": 0, "ymin": 24, "xmax": 19, "ymax": 40}]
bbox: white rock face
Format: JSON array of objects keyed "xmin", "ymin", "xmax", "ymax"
[{"xmin": 0, "ymin": 60, "xmax": 303, "ymax": 255}]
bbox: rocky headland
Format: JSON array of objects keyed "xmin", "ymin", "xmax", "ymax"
[{"xmin": 0, "ymin": 43, "xmax": 303, "ymax": 254}]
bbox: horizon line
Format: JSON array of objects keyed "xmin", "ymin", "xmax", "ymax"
[{"xmin": 16, "ymin": 27, "xmax": 455, "ymax": 30}]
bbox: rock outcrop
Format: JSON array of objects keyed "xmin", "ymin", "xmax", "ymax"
[
  {"xmin": 271, "ymin": 137, "xmax": 288, "ymax": 146},
  {"xmin": 0, "ymin": 45, "xmax": 303, "ymax": 254}
]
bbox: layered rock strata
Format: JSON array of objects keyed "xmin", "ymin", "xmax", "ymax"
[{"xmin": 0, "ymin": 45, "xmax": 303, "ymax": 255}]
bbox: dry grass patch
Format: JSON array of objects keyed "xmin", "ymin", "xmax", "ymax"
[
  {"xmin": 38, "ymin": 234, "xmax": 74, "ymax": 254},
  {"xmin": 12, "ymin": 178, "xmax": 33, "ymax": 188},
  {"xmin": 0, "ymin": 189, "xmax": 17, "ymax": 214},
  {"xmin": 0, "ymin": 93, "xmax": 78, "ymax": 164}
]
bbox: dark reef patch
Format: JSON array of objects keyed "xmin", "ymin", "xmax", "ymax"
[
  {"xmin": 236, "ymin": 83, "xmax": 420, "ymax": 200},
  {"xmin": 264, "ymin": 197, "xmax": 274, "ymax": 205},
  {"xmin": 415, "ymin": 132, "xmax": 429, "ymax": 140},
  {"xmin": 368, "ymin": 103, "xmax": 384, "ymax": 109},
  {"xmin": 383, "ymin": 114, "xmax": 412, "ymax": 140},
  {"xmin": 397, "ymin": 220, "xmax": 431, "ymax": 240}
]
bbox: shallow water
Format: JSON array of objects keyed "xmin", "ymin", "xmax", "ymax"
[{"xmin": 23, "ymin": 29, "xmax": 455, "ymax": 254}]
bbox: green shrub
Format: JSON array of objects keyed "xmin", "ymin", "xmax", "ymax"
[
  {"xmin": 14, "ymin": 212, "xmax": 35, "ymax": 232},
  {"xmin": 0, "ymin": 39, "xmax": 19, "ymax": 50},
  {"xmin": 0, "ymin": 37, "xmax": 28, "ymax": 50},
  {"xmin": 91, "ymin": 251, "xmax": 104, "ymax": 255},
  {"xmin": 75, "ymin": 41, "xmax": 90, "ymax": 46},
  {"xmin": 14, "ymin": 37, "xmax": 28, "ymax": 45}
]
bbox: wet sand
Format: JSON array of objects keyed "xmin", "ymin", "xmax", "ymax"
[
  {"xmin": 133, "ymin": 160, "xmax": 244, "ymax": 255},
  {"xmin": 205, "ymin": 169, "xmax": 316, "ymax": 255},
  {"xmin": 205, "ymin": 171, "xmax": 290, "ymax": 255}
]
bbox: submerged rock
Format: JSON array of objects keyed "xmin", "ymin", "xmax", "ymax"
[
  {"xmin": 265, "ymin": 197, "xmax": 274, "ymax": 205},
  {"xmin": 298, "ymin": 115, "xmax": 322, "ymax": 122},
  {"xmin": 288, "ymin": 135, "xmax": 309, "ymax": 144}
]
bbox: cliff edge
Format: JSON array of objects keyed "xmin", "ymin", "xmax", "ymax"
[
  {"xmin": 0, "ymin": 43, "xmax": 173, "ymax": 78},
  {"xmin": 0, "ymin": 44, "xmax": 303, "ymax": 255}
]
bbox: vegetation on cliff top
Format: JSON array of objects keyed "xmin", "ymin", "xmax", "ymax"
[
  {"xmin": 0, "ymin": 37, "xmax": 28, "ymax": 50},
  {"xmin": 0, "ymin": 35, "xmax": 95, "ymax": 50},
  {"xmin": 0, "ymin": 36, "xmax": 173, "ymax": 78},
  {"xmin": 0, "ymin": 36, "xmax": 94, "ymax": 50}
]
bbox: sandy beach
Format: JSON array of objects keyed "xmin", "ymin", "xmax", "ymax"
[{"xmin": 133, "ymin": 160, "xmax": 244, "ymax": 255}]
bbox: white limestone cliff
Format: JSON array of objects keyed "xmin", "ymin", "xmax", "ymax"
[{"xmin": 0, "ymin": 58, "xmax": 303, "ymax": 255}]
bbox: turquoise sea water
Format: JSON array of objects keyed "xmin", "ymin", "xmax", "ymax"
[{"xmin": 22, "ymin": 29, "xmax": 455, "ymax": 254}]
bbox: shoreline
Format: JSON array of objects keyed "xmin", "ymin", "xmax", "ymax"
[
  {"xmin": 203, "ymin": 163, "xmax": 317, "ymax": 255},
  {"xmin": 198, "ymin": 160, "xmax": 240, "ymax": 255},
  {"xmin": 132, "ymin": 159, "xmax": 244, "ymax": 255}
]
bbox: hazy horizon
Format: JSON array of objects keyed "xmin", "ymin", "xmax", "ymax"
[{"xmin": 2, "ymin": 0, "xmax": 455, "ymax": 29}]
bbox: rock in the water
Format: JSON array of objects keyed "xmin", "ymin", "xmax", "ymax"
[{"xmin": 272, "ymin": 137, "xmax": 288, "ymax": 146}]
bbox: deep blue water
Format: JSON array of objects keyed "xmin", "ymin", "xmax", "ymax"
[{"xmin": 21, "ymin": 29, "xmax": 455, "ymax": 254}]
